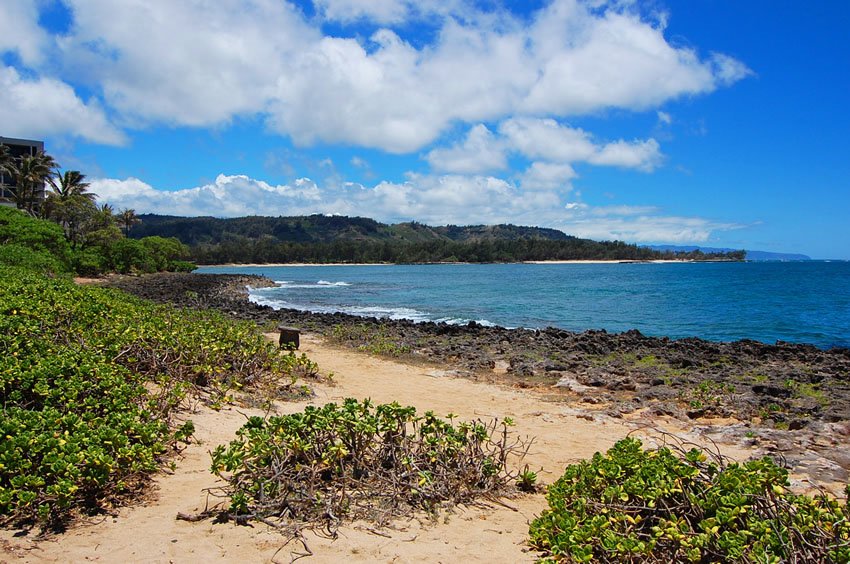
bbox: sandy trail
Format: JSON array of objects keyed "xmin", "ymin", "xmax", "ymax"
[{"xmin": 1, "ymin": 335, "xmax": 754, "ymax": 563}]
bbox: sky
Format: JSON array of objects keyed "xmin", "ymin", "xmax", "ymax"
[{"xmin": 1, "ymin": 1, "xmax": 848, "ymax": 259}]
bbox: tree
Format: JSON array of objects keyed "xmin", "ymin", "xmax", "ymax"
[
  {"xmin": 42, "ymin": 170, "xmax": 99, "ymax": 246},
  {"xmin": 80, "ymin": 203, "xmax": 121, "ymax": 246},
  {"xmin": 5, "ymin": 151, "xmax": 57, "ymax": 215},
  {"xmin": 0, "ymin": 145, "xmax": 12, "ymax": 202},
  {"xmin": 0, "ymin": 144, "xmax": 11, "ymax": 176},
  {"xmin": 118, "ymin": 208, "xmax": 141, "ymax": 236},
  {"xmin": 139, "ymin": 236, "xmax": 189, "ymax": 271},
  {"xmin": 47, "ymin": 170, "xmax": 95, "ymax": 202}
]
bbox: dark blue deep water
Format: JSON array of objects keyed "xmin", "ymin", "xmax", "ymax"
[{"xmin": 196, "ymin": 262, "xmax": 850, "ymax": 349}]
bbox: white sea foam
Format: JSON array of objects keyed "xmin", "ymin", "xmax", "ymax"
[
  {"xmin": 434, "ymin": 317, "xmax": 497, "ymax": 327},
  {"xmin": 270, "ymin": 280, "xmax": 351, "ymax": 289},
  {"xmin": 250, "ymin": 294, "xmax": 432, "ymax": 321},
  {"xmin": 248, "ymin": 286, "xmax": 494, "ymax": 325},
  {"xmin": 345, "ymin": 305, "xmax": 431, "ymax": 321}
]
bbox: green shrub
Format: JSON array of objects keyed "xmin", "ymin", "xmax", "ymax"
[
  {"xmin": 529, "ymin": 437, "xmax": 850, "ymax": 562},
  {"xmin": 70, "ymin": 247, "xmax": 108, "ymax": 276},
  {"xmin": 139, "ymin": 236, "xmax": 190, "ymax": 271},
  {"xmin": 0, "ymin": 267, "xmax": 316, "ymax": 527},
  {"xmin": 169, "ymin": 260, "xmax": 197, "ymax": 273},
  {"xmin": 0, "ymin": 243, "xmax": 69, "ymax": 275},
  {"xmin": 0, "ymin": 207, "xmax": 72, "ymax": 270},
  {"xmin": 211, "ymin": 399, "xmax": 531, "ymax": 534},
  {"xmin": 109, "ymin": 238, "xmax": 155, "ymax": 273}
]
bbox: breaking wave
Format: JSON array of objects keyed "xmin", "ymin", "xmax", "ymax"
[
  {"xmin": 268, "ymin": 280, "xmax": 351, "ymax": 289},
  {"xmin": 247, "ymin": 291, "xmax": 494, "ymax": 326}
]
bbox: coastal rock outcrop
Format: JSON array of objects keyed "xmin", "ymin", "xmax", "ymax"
[{"xmin": 105, "ymin": 272, "xmax": 850, "ymax": 481}]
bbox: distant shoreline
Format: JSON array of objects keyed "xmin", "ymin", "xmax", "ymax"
[{"xmin": 196, "ymin": 259, "xmax": 722, "ymax": 268}]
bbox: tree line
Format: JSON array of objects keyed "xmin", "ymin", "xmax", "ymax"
[
  {"xmin": 189, "ymin": 233, "xmax": 745, "ymax": 264},
  {"xmin": 0, "ymin": 144, "xmax": 193, "ymax": 275},
  {"xmin": 133, "ymin": 214, "xmax": 746, "ymax": 264}
]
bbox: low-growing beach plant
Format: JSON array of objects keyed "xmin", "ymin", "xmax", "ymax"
[
  {"xmin": 786, "ymin": 380, "xmax": 829, "ymax": 407},
  {"xmin": 746, "ymin": 370, "xmax": 769, "ymax": 384},
  {"xmin": 592, "ymin": 352, "xmax": 687, "ymax": 383},
  {"xmin": 518, "ymin": 466, "xmax": 540, "ymax": 492},
  {"xmin": 0, "ymin": 266, "xmax": 316, "ymax": 528},
  {"xmin": 528, "ymin": 436, "xmax": 850, "ymax": 563},
  {"xmin": 358, "ymin": 337, "xmax": 412, "ymax": 357},
  {"xmin": 635, "ymin": 354, "xmax": 661, "ymax": 368},
  {"xmin": 0, "ymin": 243, "xmax": 69, "ymax": 276},
  {"xmin": 758, "ymin": 403, "xmax": 786, "ymax": 422},
  {"xmin": 210, "ymin": 399, "xmax": 533, "ymax": 537},
  {"xmin": 330, "ymin": 323, "xmax": 412, "ymax": 357},
  {"xmin": 679, "ymin": 380, "xmax": 738, "ymax": 416}
]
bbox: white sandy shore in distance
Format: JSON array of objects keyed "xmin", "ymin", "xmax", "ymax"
[
  {"xmin": 523, "ymin": 259, "xmax": 697, "ymax": 264},
  {"xmin": 1, "ymin": 333, "xmax": 757, "ymax": 563}
]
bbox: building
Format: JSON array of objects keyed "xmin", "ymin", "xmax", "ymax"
[{"xmin": 0, "ymin": 136, "xmax": 46, "ymax": 208}]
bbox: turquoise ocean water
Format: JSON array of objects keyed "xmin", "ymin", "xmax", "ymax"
[{"xmin": 196, "ymin": 262, "xmax": 850, "ymax": 349}]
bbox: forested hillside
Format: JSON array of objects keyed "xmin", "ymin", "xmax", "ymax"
[
  {"xmin": 130, "ymin": 214, "xmax": 745, "ymax": 264},
  {"xmin": 132, "ymin": 214, "xmax": 573, "ymax": 245}
]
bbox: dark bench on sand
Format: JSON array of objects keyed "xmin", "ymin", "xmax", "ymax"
[{"xmin": 277, "ymin": 325, "xmax": 301, "ymax": 350}]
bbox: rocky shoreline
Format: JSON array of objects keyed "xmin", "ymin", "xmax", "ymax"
[{"xmin": 105, "ymin": 272, "xmax": 850, "ymax": 483}]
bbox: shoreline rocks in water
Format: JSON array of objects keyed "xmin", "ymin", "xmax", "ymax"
[{"xmin": 104, "ymin": 272, "xmax": 850, "ymax": 483}]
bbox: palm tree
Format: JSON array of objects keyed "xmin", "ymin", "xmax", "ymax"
[
  {"xmin": 118, "ymin": 208, "xmax": 141, "ymax": 236},
  {"xmin": 43, "ymin": 170, "xmax": 99, "ymax": 245},
  {"xmin": 6, "ymin": 151, "xmax": 57, "ymax": 215},
  {"xmin": 48, "ymin": 170, "xmax": 96, "ymax": 202}
]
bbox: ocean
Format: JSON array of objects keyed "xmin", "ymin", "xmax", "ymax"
[{"xmin": 195, "ymin": 261, "xmax": 850, "ymax": 349}]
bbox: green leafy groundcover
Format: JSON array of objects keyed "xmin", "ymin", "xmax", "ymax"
[
  {"xmin": 211, "ymin": 399, "xmax": 531, "ymax": 534},
  {"xmin": 529, "ymin": 437, "xmax": 850, "ymax": 563},
  {"xmin": 0, "ymin": 267, "xmax": 315, "ymax": 527}
]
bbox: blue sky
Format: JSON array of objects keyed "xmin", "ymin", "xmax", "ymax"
[{"xmin": 2, "ymin": 1, "xmax": 848, "ymax": 258}]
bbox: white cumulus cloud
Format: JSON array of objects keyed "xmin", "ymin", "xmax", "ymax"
[
  {"xmin": 0, "ymin": 0, "xmax": 48, "ymax": 67},
  {"xmin": 60, "ymin": 0, "xmax": 319, "ymax": 127},
  {"xmin": 521, "ymin": 5, "xmax": 724, "ymax": 114},
  {"xmin": 313, "ymin": 0, "xmax": 467, "ymax": 24},
  {"xmin": 0, "ymin": 0, "xmax": 749, "ymax": 152},
  {"xmin": 559, "ymin": 204, "xmax": 743, "ymax": 243},
  {"xmin": 426, "ymin": 125, "xmax": 507, "ymax": 174},
  {"xmin": 589, "ymin": 138, "xmax": 663, "ymax": 171},
  {"xmin": 499, "ymin": 117, "xmax": 598, "ymax": 162},
  {"xmin": 0, "ymin": 66, "xmax": 125, "ymax": 145},
  {"xmin": 91, "ymin": 171, "xmax": 742, "ymax": 244},
  {"xmin": 496, "ymin": 117, "xmax": 662, "ymax": 171},
  {"xmin": 520, "ymin": 162, "xmax": 578, "ymax": 191}
]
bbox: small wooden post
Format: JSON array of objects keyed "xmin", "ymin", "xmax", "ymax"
[{"xmin": 277, "ymin": 325, "xmax": 301, "ymax": 350}]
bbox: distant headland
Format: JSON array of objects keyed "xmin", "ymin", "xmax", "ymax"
[
  {"xmin": 648, "ymin": 244, "xmax": 811, "ymax": 262},
  {"xmin": 130, "ymin": 213, "xmax": 747, "ymax": 265}
]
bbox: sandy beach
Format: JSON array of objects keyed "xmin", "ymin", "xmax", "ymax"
[
  {"xmin": 522, "ymin": 259, "xmax": 701, "ymax": 264},
  {"xmin": 8, "ymin": 272, "xmax": 843, "ymax": 562},
  {"xmin": 0, "ymin": 333, "xmax": 757, "ymax": 563}
]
